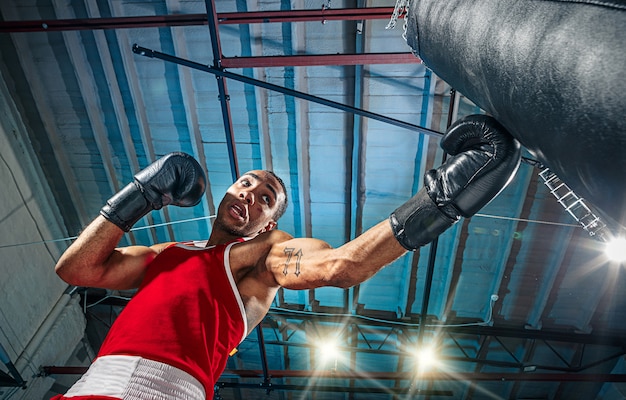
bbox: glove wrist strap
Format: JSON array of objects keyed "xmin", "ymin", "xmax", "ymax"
[
  {"xmin": 389, "ymin": 189, "xmax": 458, "ymax": 251},
  {"xmin": 100, "ymin": 182, "xmax": 152, "ymax": 232}
]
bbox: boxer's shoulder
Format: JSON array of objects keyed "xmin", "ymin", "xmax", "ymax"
[
  {"xmin": 241, "ymin": 229, "xmax": 294, "ymax": 249},
  {"xmin": 228, "ymin": 230, "xmax": 293, "ymax": 274}
]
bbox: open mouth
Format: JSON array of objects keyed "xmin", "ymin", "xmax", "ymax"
[{"xmin": 229, "ymin": 203, "xmax": 246, "ymax": 220}]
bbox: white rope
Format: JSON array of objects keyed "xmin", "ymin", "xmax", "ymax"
[
  {"xmin": 0, "ymin": 212, "xmax": 579, "ymax": 249},
  {"xmin": 473, "ymin": 213, "xmax": 580, "ymax": 228},
  {"xmin": 0, "ymin": 215, "xmax": 216, "ymax": 249}
]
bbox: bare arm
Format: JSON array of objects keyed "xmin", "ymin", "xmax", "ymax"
[
  {"xmin": 55, "ymin": 215, "xmax": 170, "ymax": 290},
  {"xmin": 265, "ymin": 220, "xmax": 407, "ymax": 290},
  {"xmin": 263, "ymin": 116, "xmax": 522, "ymax": 291}
]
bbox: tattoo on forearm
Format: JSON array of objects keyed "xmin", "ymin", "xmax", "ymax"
[{"xmin": 283, "ymin": 247, "xmax": 303, "ymax": 277}]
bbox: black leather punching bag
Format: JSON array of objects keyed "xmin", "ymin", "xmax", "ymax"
[{"xmin": 405, "ymin": 0, "xmax": 626, "ymax": 228}]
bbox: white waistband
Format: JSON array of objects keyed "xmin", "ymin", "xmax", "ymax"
[{"xmin": 64, "ymin": 355, "xmax": 205, "ymax": 400}]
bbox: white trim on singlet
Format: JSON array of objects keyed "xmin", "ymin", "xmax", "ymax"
[
  {"xmin": 223, "ymin": 242, "xmax": 248, "ymax": 344},
  {"xmin": 174, "ymin": 240, "xmax": 249, "ymax": 344}
]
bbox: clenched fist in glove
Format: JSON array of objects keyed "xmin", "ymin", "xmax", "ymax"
[
  {"xmin": 390, "ymin": 115, "xmax": 521, "ymax": 250},
  {"xmin": 101, "ymin": 152, "xmax": 206, "ymax": 232}
]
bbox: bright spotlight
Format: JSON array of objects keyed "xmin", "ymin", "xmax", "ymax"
[
  {"xmin": 605, "ymin": 238, "xmax": 626, "ymax": 262},
  {"xmin": 315, "ymin": 338, "xmax": 341, "ymax": 368},
  {"xmin": 318, "ymin": 341, "xmax": 337, "ymax": 361},
  {"xmin": 413, "ymin": 346, "xmax": 439, "ymax": 371}
]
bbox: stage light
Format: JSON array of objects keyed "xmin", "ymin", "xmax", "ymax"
[
  {"xmin": 317, "ymin": 340, "xmax": 338, "ymax": 362},
  {"xmin": 314, "ymin": 337, "xmax": 343, "ymax": 370},
  {"xmin": 605, "ymin": 237, "xmax": 626, "ymax": 262},
  {"xmin": 412, "ymin": 345, "xmax": 439, "ymax": 372}
]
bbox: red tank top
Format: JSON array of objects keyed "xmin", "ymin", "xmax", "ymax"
[{"xmin": 97, "ymin": 241, "xmax": 247, "ymax": 397}]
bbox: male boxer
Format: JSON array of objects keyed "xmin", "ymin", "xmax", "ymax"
[{"xmin": 53, "ymin": 114, "xmax": 521, "ymax": 400}]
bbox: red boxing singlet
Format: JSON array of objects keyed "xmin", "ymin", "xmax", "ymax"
[{"xmin": 96, "ymin": 241, "xmax": 247, "ymax": 398}]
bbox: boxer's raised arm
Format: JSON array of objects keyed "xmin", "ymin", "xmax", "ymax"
[
  {"xmin": 55, "ymin": 152, "xmax": 206, "ymax": 290},
  {"xmin": 55, "ymin": 216, "xmax": 167, "ymax": 290}
]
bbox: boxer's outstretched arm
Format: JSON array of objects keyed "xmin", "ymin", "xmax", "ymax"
[
  {"xmin": 267, "ymin": 115, "xmax": 521, "ymax": 290},
  {"xmin": 266, "ymin": 220, "xmax": 407, "ymax": 290}
]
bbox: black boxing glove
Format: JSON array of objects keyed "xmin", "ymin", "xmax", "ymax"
[
  {"xmin": 100, "ymin": 152, "xmax": 206, "ymax": 232},
  {"xmin": 390, "ymin": 115, "xmax": 521, "ymax": 250}
]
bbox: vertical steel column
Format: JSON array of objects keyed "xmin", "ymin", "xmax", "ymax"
[
  {"xmin": 411, "ymin": 88, "xmax": 457, "ymax": 396},
  {"xmin": 204, "ymin": 0, "xmax": 239, "ymax": 181},
  {"xmin": 255, "ymin": 326, "xmax": 272, "ymax": 394},
  {"xmin": 416, "ymin": 89, "xmax": 458, "ymax": 348}
]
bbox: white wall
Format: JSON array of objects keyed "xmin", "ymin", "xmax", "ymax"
[{"xmin": 0, "ymin": 69, "xmax": 86, "ymax": 399}]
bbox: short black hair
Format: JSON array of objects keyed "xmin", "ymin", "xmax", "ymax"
[{"xmin": 265, "ymin": 170, "xmax": 288, "ymax": 220}]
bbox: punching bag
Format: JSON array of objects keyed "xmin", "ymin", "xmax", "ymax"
[{"xmin": 405, "ymin": 0, "xmax": 626, "ymax": 228}]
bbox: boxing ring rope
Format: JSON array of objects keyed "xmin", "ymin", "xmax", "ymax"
[
  {"xmin": 0, "ymin": 215, "xmax": 217, "ymax": 249},
  {"xmin": 0, "ymin": 212, "xmax": 580, "ymax": 250}
]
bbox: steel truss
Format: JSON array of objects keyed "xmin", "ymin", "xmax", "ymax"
[{"xmin": 44, "ymin": 291, "xmax": 626, "ymax": 392}]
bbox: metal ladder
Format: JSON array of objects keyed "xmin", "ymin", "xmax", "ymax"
[{"xmin": 538, "ymin": 168, "xmax": 607, "ymax": 241}]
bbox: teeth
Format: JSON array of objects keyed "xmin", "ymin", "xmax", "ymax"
[{"xmin": 232, "ymin": 204, "xmax": 244, "ymax": 217}]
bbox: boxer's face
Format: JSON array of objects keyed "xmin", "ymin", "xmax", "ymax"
[{"xmin": 214, "ymin": 171, "xmax": 286, "ymax": 238}]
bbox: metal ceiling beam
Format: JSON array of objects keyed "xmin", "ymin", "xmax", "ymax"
[
  {"xmin": 260, "ymin": 334, "xmax": 626, "ymax": 373},
  {"xmin": 260, "ymin": 340, "xmax": 535, "ymax": 370},
  {"xmin": 220, "ymin": 53, "xmax": 421, "ymax": 68},
  {"xmin": 267, "ymin": 309, "xmax": 626, "ymax": 346},
  {"xmin": 217, "ymin": 7, "xmax": 398, "ymax": 24},
  {"xmin": 83, "ymin": 291, "xmax": 626, "ymax": 346},
  {"xmin": 67, "ymin": 291, "xmax": 626, "ymax": 385},
  {"xmin": 131, "ymin": 45, "xmax": 442, "ymax": 138},
  {"xmin": 218, "ymin": 370, "xmax": 626, "ymax": 382},
  {"xmin": 216, "ymin": 381, "xmax": 453, "ymax": 396},
  {"xmin": 41, "ymin": 366, "xmax": 626, "ymax": 383},
  {"xmin": 0, "ymin": 7, "xmax": 398, "ymax": 32}
]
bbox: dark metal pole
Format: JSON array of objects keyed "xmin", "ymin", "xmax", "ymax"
[
  {"xmin": 42, "ymin": 366, "xmax": 626, "ymax": 383},
  {"xmin": 415, "ymin": 90, "xmax": 458, "ymax": 349},
  {"xmin": 255, "ymin": 326, "xmax": 272, "ymax": 394},
  {"xmin": 132, "ymin": 45, "xmax": 442, "ymax": 138},
  {"xmin": 0, "ymin": 7, "xmax": 399, "ymax": 33},
  {"xmin": 220, "ymin": 52, "xmax": 421, "ymax": 68},
  {"xmin": 204, "ymin": 0, "xmax": 239, "ymax": 181},
  {"xmin": 219, "ymin": 370, "xmax": 626, "ymax": 382},
  {"xmin": 216, "ymin": 381, "xmax": 453, "ymax": 395}
]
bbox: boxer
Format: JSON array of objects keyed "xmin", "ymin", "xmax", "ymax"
[{"xmin": 53, "ymin": 114, "xmax": 520, "ymax": 399}]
